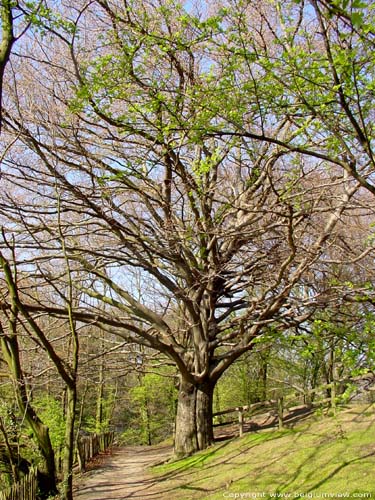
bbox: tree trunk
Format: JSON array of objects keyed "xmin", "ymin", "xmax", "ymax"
[
  {"xmin": 61, "ymin": 384, "xmax": 77, "ymax": 500},
  {"xmin": 0, "ymin": 416, "xmax": 19, "ymax": 482},
  {"xmin": 259, "ymin": 358, "xmax": 268, "ymax": 402},
  {"xmin": 174, "ymin": 378, "xmax": 214, "ymax": 458},
  {"xmin": 95, "ymin": 358, "xmax": 104, "ymax": 433}
]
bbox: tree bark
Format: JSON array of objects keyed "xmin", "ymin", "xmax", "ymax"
[
  {"xmin": 61, "ymin": 384, "xmax": 77, "ymax": 500},
  {"xmin": 95, "ymin": 356, "xmax": 105, "ymax": 432},
  {"xmin": 0, "ymin": 0, "xmax": 15, "ymax": 132},
  {"xmin": 174, "ymin": 378, "xmax": 214, "ymax": 458}
]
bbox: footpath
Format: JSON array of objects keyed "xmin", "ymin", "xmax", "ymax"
[{"xmin": 74, "ymin": 444, "xmax": 172, "ymax": 499}]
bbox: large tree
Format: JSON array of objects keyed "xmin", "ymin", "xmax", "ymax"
[{"xmin": 0, "ymin": 0, "xmax": 371, "ymax": 457}]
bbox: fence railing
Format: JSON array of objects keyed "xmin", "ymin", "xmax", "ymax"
[
  {"xmin": 0, "ymin": 466, "xmax": 37, "ymax": 500},
  {"xmin": 0, "ymin": 431, "xmax": 115, "ymax": 500},
  {"xmin": 213, "ymin": 376, "xmax": 375, "ymax": 438},
  {"xmin": 77, "ymin": 431, "xmax": 115, "ymax": 472}
]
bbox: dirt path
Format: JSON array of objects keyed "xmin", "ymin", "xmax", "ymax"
[
  {"xmin": 73, "ymin": 445, "xmax": 172, "ymax": 500},
  {"xmin": 73, "ymin": 406, "xmax": 315, "ymax": 499},
  {"xmin": 73, "ymin": 406, "xmax": 314, "ymax": 499}
]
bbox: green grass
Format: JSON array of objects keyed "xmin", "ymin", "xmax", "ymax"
[{"xmin": 152, "ymin": 404, "xmax": 375, "ymax": 500}]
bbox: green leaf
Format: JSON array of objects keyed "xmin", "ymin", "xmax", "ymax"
[{"xmin": 351, "ymin": 12, "xmax": 364, "ymax": 28}]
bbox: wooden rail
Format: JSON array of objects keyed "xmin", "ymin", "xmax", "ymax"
[
  {"xmin": 0, "ymin": 466, "xmax": 37, "ymax": 500},
  {"xmin": 212, "ymin": 379, "xmax": 347, "ymax": 438},
  {"xmin": 77, "ymin": 431, "xmax": 115, "ymax": 472},
  {"xmin": 214, "ymin": 398, "xmax": 289, "ymax": 437}
]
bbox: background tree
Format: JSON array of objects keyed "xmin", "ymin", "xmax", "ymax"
[
  {"xmin": 0, "ymin": 0, "xmax": 15, "ymax": 129},
  {"xmin": 217, "ymin": 0, "xmax": 375, "ymax": 196},
  {"xmin": 0, "ymin": 245, "xmax": 84, "ymax": 499}
]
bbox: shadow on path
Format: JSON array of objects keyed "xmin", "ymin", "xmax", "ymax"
[
  {"xmin": 73, "ymin": 406, "xmax": 320, "ymax": 499},
  {"xmin": 73, "ymin": 445, "xmax": 172, "ymax": 499}
]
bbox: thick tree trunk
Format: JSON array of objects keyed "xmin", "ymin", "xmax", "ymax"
[
  {"xmin": 196, "ymin": 382, "xmax": 214, "ymax": 450},
  {"xmin": 174, "ymin": 378, "xmax": 214, "ymax": 458}
]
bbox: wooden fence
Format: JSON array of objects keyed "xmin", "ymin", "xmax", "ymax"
[
  {"xmin": 0, "ymin": 431, "xmax": 115, "ymax": 500},
  {"xmin": 213, "ymin": 377, "xmax": 375, "ymax": 438},
  {"xmin": 0, "ymin": 467, "xmax": 37, "ymax": 500},
  {"xmin": 77, "ymin": 431, "xmax": 115, "ymax": 472}
]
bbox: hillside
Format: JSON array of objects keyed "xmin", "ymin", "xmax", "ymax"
[{"xmin": 152, "ymin": 404, "xmax": 375, "ymax": 499}]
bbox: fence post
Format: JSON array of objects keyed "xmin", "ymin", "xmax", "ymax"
[
  {"xmin": 278, "ymin": 397, "xmax": 284, "ymax": 430},
  {"xmin": 77, "ymin": 439, "xmax": 85, "ymax": 472},
  {"xmin": 0, "ymin": 466, "xmax": 38, "ymax": 500},
  {"xmin": 76, "ymin": 432, "xmax": 115, "ymax": 472}
]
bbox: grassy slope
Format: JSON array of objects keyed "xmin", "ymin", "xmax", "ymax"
[{"xmin": 152, "ymin": 405, "xmax": 375, "ymax": 500}]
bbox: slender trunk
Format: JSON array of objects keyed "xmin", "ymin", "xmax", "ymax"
[
  {"xmin": 139, "ymin": 374, "xmax": 152, "ymax": 445},
  {"xmin": 75, "ymin": 379, "xmax": 88, "ymax": 444},
  {"xmin": 259, "ymin": 359, "xmax": 268, "ymax": 402},
  {"xmin": 145, "ymin": 395, "xmax": 152, "ymax": 446},
  {"xmin": 309, "ymin": 360, "xmax": 321, "ymax": 404},
  {"xmin": 96, "ymin": 358, "xmax": 104, "ymax": 433},
  {"xmin": 325, "ymin": 341, "xmax": 335, "ymax": 399},
  {"xmin": 174, "ymin": 378, "xmax": 214, "ymax": 458},
  {"xmin": 107, "ymin": 380, "xmax": 118, "ymax": 428},
  {"xmin": 0, "ymin": 416, "xmax": 18, "ymax": 482},
  {"xmin": 61, "ymin": 384, "xmax": 77, "ymax": 500},
  {"xmin": 0, "ymin": 0, "xmax": 15, "ymax": 133}
]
